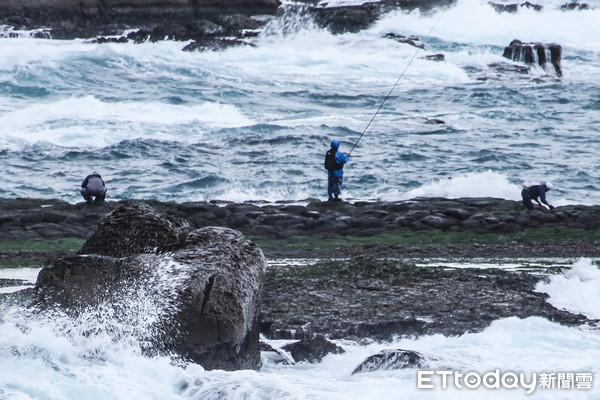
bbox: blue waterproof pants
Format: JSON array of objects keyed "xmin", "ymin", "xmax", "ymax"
[{"xmin": 328, "ymin": 175, "xmax": 343, "ymax": 197}]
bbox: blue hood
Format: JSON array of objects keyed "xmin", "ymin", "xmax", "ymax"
[{"xmin": 330, "ymin": 140, "xmax": 340, "ymax": 150}]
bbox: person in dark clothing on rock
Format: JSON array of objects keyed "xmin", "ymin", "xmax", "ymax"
[
  {"xmin": 325, "ymin": 139, "xmax": 349, "ymax": 202},
  {"xmin": 521, "ymin": 181, "xmax": 554, "ymax": 210},
  {"xmin": 80, "ymin": 172, "xmax": 107, "ymax": 204}
]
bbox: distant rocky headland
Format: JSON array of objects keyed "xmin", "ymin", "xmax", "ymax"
[
  {"xmin": 0, "ymin": 0, "xmax": 590, "ymax": 53},
  {"xmin": 0, "ymin": 0, "xmax": 444, "ymax": 47}
]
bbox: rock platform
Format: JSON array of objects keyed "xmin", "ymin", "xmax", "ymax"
[{"xmin": 1, "ymin": 197, "xmax": 600, "ymax": 258}]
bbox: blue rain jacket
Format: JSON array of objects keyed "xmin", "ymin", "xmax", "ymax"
[{"xmin": 328, "ymin": 140, "xmax": 349, "ymax": 178}]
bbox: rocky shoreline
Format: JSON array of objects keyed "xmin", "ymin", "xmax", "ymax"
[
  {"xmin": 2, "ymin": 197, "xmax": 600, "ymax": 259},
  {"xmin": 0, "ymin": 0, "xmax": 438, "ymax": 49},
  {"xmin": 1, "ymin": 197, "xmax": 599, "ymax": 351},
  {"xmin": 0, "ymin": 0, "xmax": 591, "ymax": 53}
]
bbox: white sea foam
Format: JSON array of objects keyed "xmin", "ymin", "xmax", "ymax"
[
  {"xmin": 2, "ymin": 256, "xmax": 600, "ymax": 399},
  {"xmin": 206, "ymin": 181, "xmax": 316, "ymax": 203},
  {"xmin": 0, "ymin": 96, "xmax": 252, "ymax": 148},
  {"xmin": 373, "ymin": 0, "xmax": 600, "ymax": 50},
  {"xmin": 369, "ymin": 170, "xmax": 589, "ymax": 206},
  {"xmin": 536, "ymin": 258, "xmax": 600, "ymax": 319},
  {"xmin": 2, "ymin": 299, "xmax": 598, "ymax": 400},
  {"xmin": 388, "ymin": 170, "xmax": 522, "ymax": 200}
]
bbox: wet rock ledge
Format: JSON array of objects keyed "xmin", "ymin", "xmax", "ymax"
[
  {"xmin": 1, "ymin": 197, "xmax": 600, "ymax": 259},
  {"xmin": 260, "ymin": 256, "xmax": 595, "ymax": 341}
]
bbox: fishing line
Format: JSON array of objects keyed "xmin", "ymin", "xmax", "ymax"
[{"xmin": 347, "ymin": 9, "xmax": 447, "ymax": 157}]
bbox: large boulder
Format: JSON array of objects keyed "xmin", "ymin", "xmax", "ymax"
[
  {"xmin": 35, "ymin": 203, "xmax": 266, "ymax": 371},
  {"xmin": 169, "ymin": 227, "xmax": 266, "ymax": 370}
]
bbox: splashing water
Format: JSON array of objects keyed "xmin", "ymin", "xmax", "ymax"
[{"xmin": 536, "ymin": 258, "xmax": 600, "ymax": 319}]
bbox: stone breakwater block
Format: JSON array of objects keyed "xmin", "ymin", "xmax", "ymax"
[{"xmin": 35, "ymin": 203, "xmax": 266, "ymax": 371}]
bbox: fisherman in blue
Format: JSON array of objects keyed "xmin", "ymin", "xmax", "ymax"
[
  {"xmin": 521, "ymin": 181, "xmax": 554, "ymax": 210},
  {"xmin": 325, "ymin": 140, "xmax": 349, "ymax": 202}
]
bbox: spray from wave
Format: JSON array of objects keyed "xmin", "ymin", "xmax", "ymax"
[
  {"xmin": 0, "ymin": 96, "xmax": 252, "ymax": 149},
  {"xmin": 536, "ymin": 258, "xmax": 600, "ymax": 319}
]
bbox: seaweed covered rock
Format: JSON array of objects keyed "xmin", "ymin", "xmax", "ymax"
[{"xmin": 80, "ymin": 201, "xmax": 189, "ymax": 257}]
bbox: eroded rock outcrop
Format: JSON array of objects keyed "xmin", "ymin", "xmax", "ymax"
[
  {"xmin": 309, "ymin": 0, "xmax": 456, "ymax": 35},
  {"xmin": 0, "ymin": 0, "xmax": 281, "ymax": 20},
  {"xmin": 385, "ymin": 32, "xmax": 426, "ymax": 49},
  {"xmin": 503, "ymin": 39, "xmax": 562, "ymax": 76},
  {"xmin": 0, "ymin": 0, "xmax": 281, "ymax": 45},
  {"xmin": 261, "ymin": 257, "xmax": 594, "ymax": 341},
  {"xmin": 560, "ymin": 2, "xmax": 590, "ymax": 10},
  {"xmin": 489, "ymin": 1, "xmax": 543, "ymax": 12},
  {"xmin": 35, "ymin": 202, "xmax": 266, "ymax": 371}
]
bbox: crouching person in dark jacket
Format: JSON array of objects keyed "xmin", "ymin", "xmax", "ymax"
[
  {"xmin": 522, "ymin": 181, "xmax": 554, "ymax": 210},
  {"xmin": 80, "ymin": 172, "xmax": 107, "ymax": 204}
]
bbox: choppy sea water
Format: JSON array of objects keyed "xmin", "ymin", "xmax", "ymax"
[{"xmin": 1, "ymin": 0, "xmax": 599, "ymax": 204}]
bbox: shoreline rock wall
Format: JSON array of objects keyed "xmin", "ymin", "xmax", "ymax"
[
  {"xmin": 0, "ymin": 0, "xmax": 282, "ymax": 19},
  {"xmin": 2, "ymin": 197, "xmax": 600, "ymax": 243},
  {"xmin": 0, "ymin": 0, "xmax": 282, "ymax": 43},
  {"xmin": 503, "ymin": 39, "xmax": 562, "ymax": 76}
]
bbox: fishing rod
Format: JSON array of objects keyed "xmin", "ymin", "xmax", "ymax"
[{"xmin": 347, "ymin": 10, "xmax": 447, "ymax": 158}]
